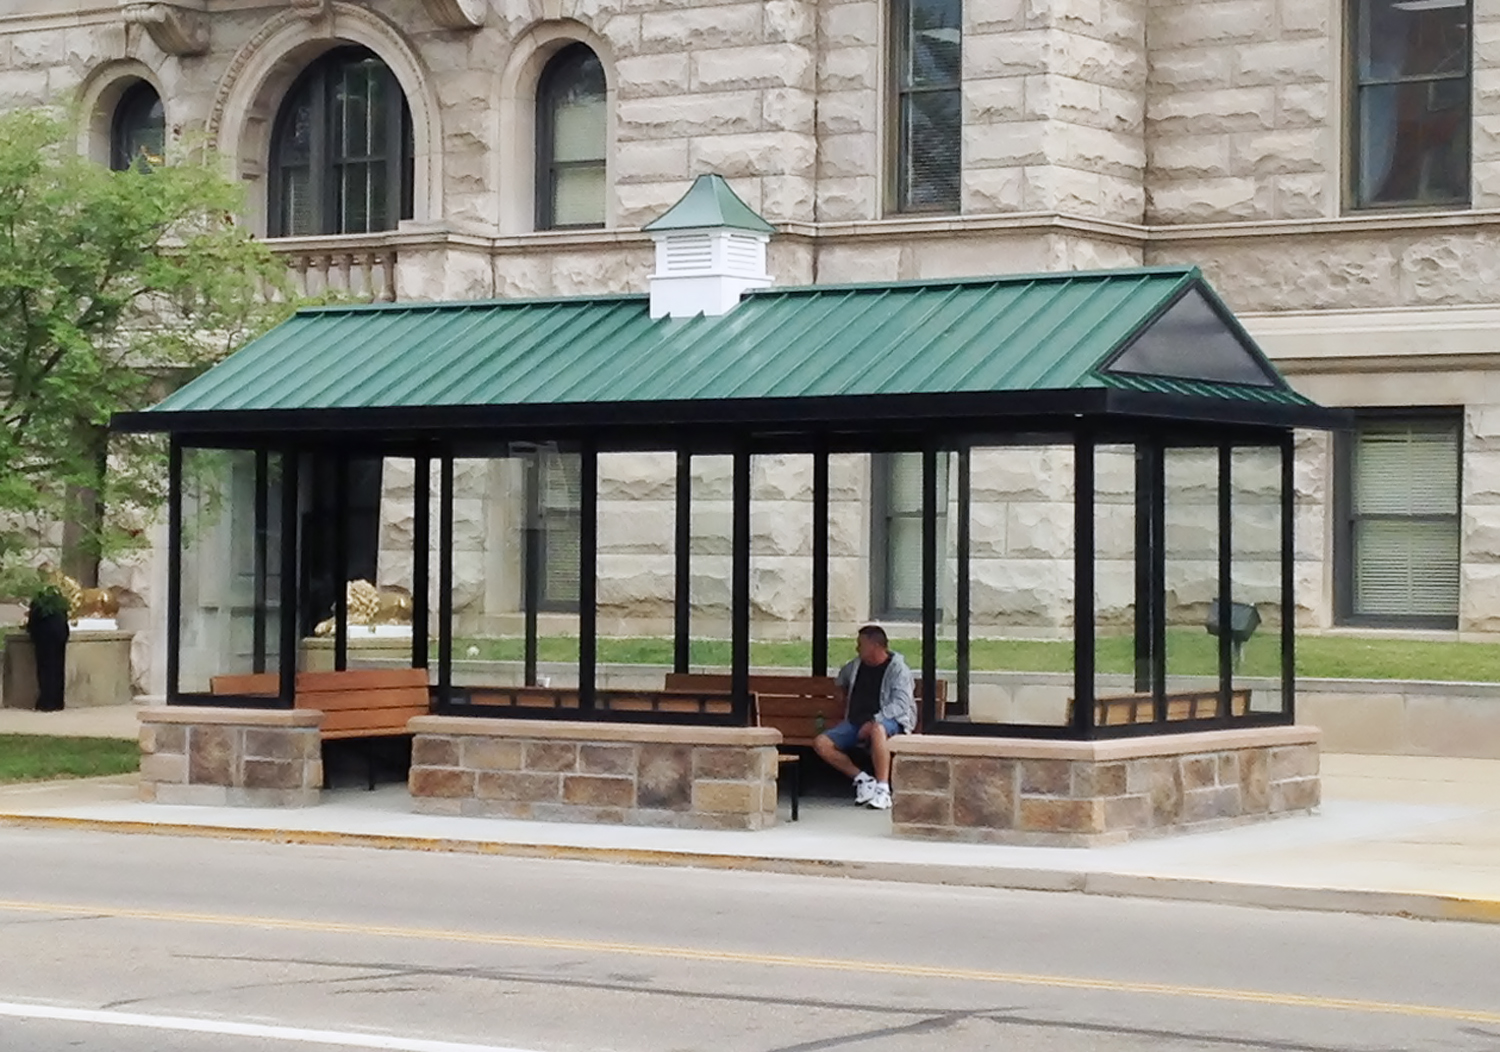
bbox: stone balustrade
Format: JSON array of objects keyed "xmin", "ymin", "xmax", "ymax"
[
  {"xmin": 138, "ymin": 706, "xmax": 324, "ymax": 807},
  {"xmin": 408, "ymin": 716, "xmax": 782, "ymax": 830},
  {"xmin": 274, "ymin": 240, "xmax": 398, "ymax": 302},
  {"xmin": 889, "ymin": 725, "xmax": 1320, "ymax": 847}
]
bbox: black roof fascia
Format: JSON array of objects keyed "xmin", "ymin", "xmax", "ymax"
[{"xmin": 1101, "ymin": 389, "xmax": 1351, "ymax": 431}]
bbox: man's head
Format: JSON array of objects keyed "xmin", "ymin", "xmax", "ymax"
[{"xmin": 856, "ymin": 624, "xmax": 890, "ymax": 665}]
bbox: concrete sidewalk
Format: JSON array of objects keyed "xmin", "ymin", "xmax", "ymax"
[{"xmin": 2, "ymin": 707, "xmax": 1499, "ymax": 924}]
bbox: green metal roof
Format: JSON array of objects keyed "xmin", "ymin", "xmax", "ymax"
[
  {"xmin": 124, "ymin": 266, "xmax": 1324, "ymax": 432},
  {"xmin": 641, "ymin": 174, "xmax": 776, "ymax": 234}
]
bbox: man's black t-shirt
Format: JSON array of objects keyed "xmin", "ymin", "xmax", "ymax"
[{"xmin": 847, "ymin": 658, "xmax": 890, "ymax": 726}]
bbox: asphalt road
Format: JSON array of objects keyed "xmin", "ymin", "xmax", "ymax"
[{"xmin": 0, "ymin": 827, "xmax": 1496, "ymax": 1052}]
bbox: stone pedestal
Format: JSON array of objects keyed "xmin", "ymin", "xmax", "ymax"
[
  {"xmin": 138, "ymin": 706, "xmax": 324, "ymax": 807},
  {"xmin": 3, "ymin": 630, "xmax": 135, "ymax": 709},
  {"xmin": 409, "ymin": 717, "xmax": 782, "ymax": 830},
  {"xmin": 300, "ymin": 633, "xmax": 416, "ymax": 672},
  {"xmin": 889, "ymin": 725, "xmax": 1321, "ymax": 847}
]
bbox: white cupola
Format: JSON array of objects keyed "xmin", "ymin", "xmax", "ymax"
[{"xmin": 643, "ymin": 174, "xmax": 775, "ymax": 319}]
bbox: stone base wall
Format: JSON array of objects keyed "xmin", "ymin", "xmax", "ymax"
[
  {"xmin": 890, "ymin": 726, "xmax": 1320, "ymax": 847},
  {"xmin": 3, "ymin": 631, "xmax": 134, "ymax": 709},
  {"xmin": 409, "ymin": 717, "xmax": 781, "ymax": 830},
  {"xmin": 138, "ymin": 707, "xmax": 324, "ymax": 807}
]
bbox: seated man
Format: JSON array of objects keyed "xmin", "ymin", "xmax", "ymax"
[{"xmin": 812, "ymin": 624, "xmax": 916, "ymax": 810}]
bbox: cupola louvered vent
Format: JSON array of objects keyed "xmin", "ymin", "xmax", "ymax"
[{"xmin": 643, "ymin": 174, "xmax": 775, "ymax": 319}]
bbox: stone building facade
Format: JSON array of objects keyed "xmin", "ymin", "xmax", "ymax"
[{"xmin": 3, "ymin": 0, "xmax": 1498, "ymax": 696}]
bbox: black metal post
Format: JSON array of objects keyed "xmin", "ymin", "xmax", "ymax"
[
  {"xmin": 278, "ymin": 452, "xmax": 300, "ymax": 708},
  {"xmin": 1281, "ymin": 434, "xmax": 1296, "ymax": 723},
  {"xmin": 675, "ymin": 445, "xmax": 692, "ymax": 674},
  {"xmin": 1150, "ymin": 444, "xmax": 1168, "ymax": 724},
  {"xmin": 1217, "ymin": 444, "xmax": 1234, "ymax": 720},
  {"xmin": 166, "ymin": 439, "xmax": 183, "ymax": 703},
  {"xmin": 523, "ymin": 454, "xmax": 540, "ymax": 687},
  {"xmin": 412, "ymin": 453, "xmax": 430, "ymax": 670},
  {"xmin": 1133, "ymin": 446, "xmax": 1153, "ymax": 695},
  {"xmin": 579, "ymin": 442, "xmax": 599, "ymax": 712},
  {"xmin": 956, "ymin": 443, "xmax": 971, "ymax": 718},
  {"xmin": 438, "ymin": 453, "xmax": 454, "ymax": 708},
  {"xmin": 333, "ymin": 452, "xmax": 349, "ymax": 672},
  {"xmin": 731, "ymin": 444, "xmax": 752, "ymax": 724},
  {"xmin": 920, "ymin": 443, "xmax": 938, "ymax": 732},
  {"xmin": 252, "ymin": 449, "xmax": 268, "ymax": 674},
  {"xmin": 1073, "ymin": 433, "xmax": 1096, "ymax": 737},
  {"xmin": 812, "ymin": 438, "xmax": 830, "ymax": 677}
]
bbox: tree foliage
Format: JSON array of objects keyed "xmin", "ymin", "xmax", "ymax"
[{"xmin": 0, "ymin": 108, "xmax": 293, "ymax": 595}]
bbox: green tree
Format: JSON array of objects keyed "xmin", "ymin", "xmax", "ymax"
[{"xmin": 0, "ymin": 108, "xmax": 293, "ymax": 595}]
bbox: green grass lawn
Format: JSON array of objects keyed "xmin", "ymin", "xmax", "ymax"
[
  {"xmin": 0, "ymin": 735, "xmax": 140, "ymax": 784},
  {"xmin": 456, "ymin": 631, "xmax": 1500, "ymax": 683}
]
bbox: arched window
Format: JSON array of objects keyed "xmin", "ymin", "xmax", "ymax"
[
  {"xmin": 111, "ymin": 81, "xmax": 165, "ymax": 172},
  {"xmin": 268, "ymin": 47, "xmax": 414, "ymax": 237},
  {"xmin": 536, "ymin": 44, "xmax": 607, "ymax": 229}
]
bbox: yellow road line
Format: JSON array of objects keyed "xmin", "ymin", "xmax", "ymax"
[{"xmin": 0, "ymin": 898, "xmax": 1496, "ymax": 1026}]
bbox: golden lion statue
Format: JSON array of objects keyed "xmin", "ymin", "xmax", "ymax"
[{"xmin": 313, "ymin": 581, "xmax": 414, "ymax": 636}]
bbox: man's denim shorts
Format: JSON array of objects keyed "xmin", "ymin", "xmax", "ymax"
[{"xmin": 823, "ymin": 716, "xmax": 903, "ymax": 752}]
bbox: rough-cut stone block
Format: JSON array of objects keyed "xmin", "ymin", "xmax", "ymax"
[
  {"xmin": 1019, "ymin": 798, "xmax": 1104, "ymax": 834},
  {"xmin": 524, "ymin": 741, "xmax": 579, "ymax": 773},
  {"xmin": 693, "ymin": 780, "xmax": 758, "ymax": 814},
  {"xmin": 1073, "ymin": 762, "xmax": 1126, "ymax": 797},
  {"xmin": 188, "ymin": 726, "xmax": 236, "ymax": 786},
  {"xmin": 1181, "ymin": 786, "xmax": 1242, "ymax": 824},
  {"xmin": 410, "ymin": 767, "xmax": 476, "ymax": 799},
  {"xmin": 463, "ymin": 738, "xmax": 523, "ymax": 772},
  {"xmin": 892, "ymin": 790, "xmax": 953, "ymax": 827},
  {"xmin": 139, "ymin": 752, "xmax": 187, "ymax": 784},
  {"xmin": 1181, "ymin": 755, "xmax": 1217, "ymax": 791},
  {"xmin": 243, "ymin": 729, "xmax": 316, "ymax": 762},
  {"xmin": 1241, "ymin": 749, "xmax": 1270, "ymax": 813},
  {"xmin": 413, "ymin": 736, "xmax": 461, "ymax": 767},
  {"xmin": 1020, "ymin": 758, "xmax": 1071, "ymax": 796},
  {"xmin": 952, "ymin": 758, "xmax": 1016, "ymax": 828},
  {"xmin": 474, "ymin": 770, "xmax": 560, "ymax": 802},
  {"xmin": 1271, "ymin": 777, "xmax": 1320, "ymax": 812},
  {"xmin": 895, "ymin": 757, "xmax": 951, "ymax": 793},
  {"xmin": 563, "ymin": 775, "xmax": 636, "ymax": 808},
  {"xmin": 579, "ymin": 743, "xmax": 637, "ymax": 775},
  {"xmin": 1103, "ymin": 794, "xmax": 1151, "ymax": 831},
  {"xmin": 140, "ymin": 724, "xmax": 186, "ymax": 755},
  {"xmin": 1216, "ymin": 752, "xmax": 1241, "ymax": 785},
  {"xmin": 243, "ymin": 759, "xmax": 304, "ymax": 791},
  {"xmin": 1270, "ymin": 744, "xmax": 1318, "ymax": 781},
  {"xmin": 1143, "ymin": 758, "xmax": 1184, "ymax": 825},
  {"xmin": 637, "ymin": 743, "xmax": 693, "ymax": 810},
  {"xmin": 693, "ymin": 747, "xmax": 756, "ymax": 781}
]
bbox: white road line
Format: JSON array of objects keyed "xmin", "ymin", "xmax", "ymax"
[{"xmin": 0, "ymin": 1001, "xmax": 561, "ymax": 1052}]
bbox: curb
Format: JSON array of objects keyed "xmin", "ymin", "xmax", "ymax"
[{"xmin": 4, "ymin": 812, "xmax": 1500, "ymax": 926}]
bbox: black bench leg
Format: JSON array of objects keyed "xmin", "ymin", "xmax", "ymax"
[
  {"xmin": 791, "ymin": 759, "xmax": 800, "ymax": 822},
  {"xmin": 366, "ymin": 739, "xmax": 377, "ymax": 791}
]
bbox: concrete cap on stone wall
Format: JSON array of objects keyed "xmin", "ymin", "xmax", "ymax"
[
  {"xmin": 138, "ymin": 706, "xmax": 325, "ymax": 728},
  {"xmin": 889, "ymin": 724, "xmax": 1320, "ymax": 762}
]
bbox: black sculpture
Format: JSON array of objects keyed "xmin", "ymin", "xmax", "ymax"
[{"xmin": 25, "ymin": 587, "xmax": 70, "ymax": 712}]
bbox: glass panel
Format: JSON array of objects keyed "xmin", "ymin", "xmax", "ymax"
[
  {"xmin": 1094, "ymin": 444, "xmax": 1140, "ymax": 720},
  {"xmin": 825, "ymin": 453, "xmax": 865, "ymax": 677},
  {"xmin": 1355, "ymin": 520, "xmax": 1460, "ymax": 616},
  {"xmin": 113, "ymin": 83, "xmax": 165, "ymax": 171},
  {"xmin": 178, "ymin": 450, "xmax": 258, "ymax": 693},
  {"xmin": 1106, "ymin": 289, "xmax": 1278, "ymax": 387},
  {"xmin": 1357, "ymin": 80, "xmax": 1469, "ymax": 206},
  {"xmin": 1358, "ymin": 0, "xmax": 1470, "ymax": 79},
  {"xmin": 900, "ymin": 88, "xmax": 962, "ymax": 210},
  {"xmin": 1163, "ymin": 447, "xmax": 1218, "ymax": 714},
  {"xmin": 691, "ymin": 454, "xmax": 734, "ymax": 668},
  {"xmin": 1354, "ymin": 421, "xmax": 1459, "ymax": 516},
  {"xmin": 963, "ymin": 442, "xmax": 1075, "ymax": 727},
  {"xmin": 596, "ymin": 451, "xmax": 677, "ymax": 691},
  {"xmin": 1232, "ymin": 447, "xmax": 1284, "ymax": 715},
  {"xmin": 750, "ymin": 454, "xmax": 813, "ymax": 674},
  {"xmin": 553, "ymin": 165, "xmax": 607, "ymax": 227},
  {"xmin": 553, "ymin": 96, "xmax": 606, "ymax": 163},
  {"xmin": 905, "ymin": 0, "xmax": 962, "ymax": 87}
]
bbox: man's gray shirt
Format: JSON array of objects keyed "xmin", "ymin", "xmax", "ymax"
[{"xmin": 835, "ymin": 650, "xmax": 917, "ymax": 733}]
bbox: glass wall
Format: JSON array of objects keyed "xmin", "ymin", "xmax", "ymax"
[{"xmin": 1233, "ymin": 445, "xmax": 1286, "ymax": 715}]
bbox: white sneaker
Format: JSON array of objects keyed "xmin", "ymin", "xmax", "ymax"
[
  {"xmin": 853, "ymin": 773, "xmax": 877, "ymax": 805},
  {"xmin": 868, "ymin": 784, "xmax": 892, "ymax": 810}
]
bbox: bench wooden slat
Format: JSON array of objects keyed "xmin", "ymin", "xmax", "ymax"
[
  {"xmin": 210, "ymin": 673, "xmax": 278, "ymax": 696},
  {"xmin": 320, "ymin": 708, "xmax": 428, "ymax": 735},
  {"xmin": 295, "ymin": 687, "xmax": 429, "ymax": 712},
  {"xmin": 296, "ymin": 667, "xmax": 428, "ymax": 692}
]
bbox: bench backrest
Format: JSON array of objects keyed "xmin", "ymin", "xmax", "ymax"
[
  {"xmin": 209, "ymin": 667, "xmax": 431, "ymax": 738},
  {"xmin": 665, "ymin": 671, "xmax": 948, "ymax": 743},
  {"xmin": 467, "ymin": 685, "xmax": 735, "ymax": 717},
  {"xmin": 1069, "ymin": 688, "xmax": 1253, "ymax": 727}
]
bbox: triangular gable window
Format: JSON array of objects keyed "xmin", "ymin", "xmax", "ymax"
[{"xmin": 1104, "ymin": 287, "xmax": 1280, "ymax": 388}]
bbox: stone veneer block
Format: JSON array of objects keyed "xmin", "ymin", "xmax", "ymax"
[
  {"xmin": 408, "ymin": 718, "xmax": 782, "ymax": 830},
  {"xmin": 138, "ymin": 706, "xmax": 324, "ymax": 808},
  {"xmin": 890, "ymin": 726, "xmax": 1320, "ymax": 847}
]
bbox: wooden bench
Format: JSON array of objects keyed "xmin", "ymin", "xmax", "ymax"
[
  {"xmin": 210, "ymin": 668, "xmax": 432, "ymax": 788},
  {"xmin": 465, "ymin": 685, "xmax": 735, "ymax": 717},
  {"xmin": 1066, "ymin": 688, "xmax": 1252, "ymax": 727}
]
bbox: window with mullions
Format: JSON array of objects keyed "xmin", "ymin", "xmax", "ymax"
[
  {"xmin": 111, "ymin": 81, "xmax": 165, "ymax": 171},
  {"xmin": 269, "ymin": 48, "xmax": 414, "ymax": 237},
  {"xmin": 872, "ymin": 451, "xmax": 948, "ymax": 617},
  {"xmin": 1350, "ymin": 0, "xmax": 1471, "ymax": 210},
  {"xmin": 527, "ymin": 451, "xmax": 582, "ymax": 611},
  {"xmin": 537, "ymin": 44, "xmax": 607, "ymax": 230},
  {"xmin": 1336, "ymin": 414, "xmax": 1462, "ymax": 627},
  {"xmin": 891, "ymin": 0, "xmax": 961, "ymax": 213}
]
